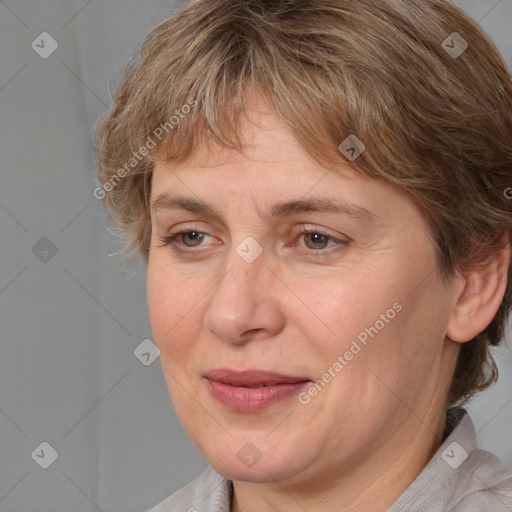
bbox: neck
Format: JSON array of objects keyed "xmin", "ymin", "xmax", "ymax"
[{"xmin": 231, "ymin": 407, "xmax": 448, "ymax": 512}]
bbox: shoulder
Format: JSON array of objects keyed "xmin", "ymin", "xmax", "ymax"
[
  {"xmin": 450, "ymin": 447, "xmax": 512, "ymax": 511},
  {"xmin": 390, "ymin": 409, "xmax": 512, "ymax": 512},
  {"xmin": 145, "ymin": 465, "xmax": 232, "ymax": 512}
]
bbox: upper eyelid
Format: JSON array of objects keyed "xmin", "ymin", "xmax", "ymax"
[{"xmin": 165, "ymin": 225, "xmax": 345, "ymax": 240}]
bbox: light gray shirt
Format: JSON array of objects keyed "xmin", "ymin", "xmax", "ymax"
[{"xmin": 146, "ymin": 409, "xmax": 512, "ymax": 511}]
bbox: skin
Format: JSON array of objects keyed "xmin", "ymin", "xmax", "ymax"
[{"xmin": 146, "ymin": 95, "xmax": 510, "ymax": 512}]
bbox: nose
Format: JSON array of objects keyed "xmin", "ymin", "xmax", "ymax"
[{"xmin": 202, "ymin": 240, "xmax": 285, "ymax": 345}]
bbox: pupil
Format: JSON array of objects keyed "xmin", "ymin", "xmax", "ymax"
[
  {"xmin": 186, "ymin": 232, "xmax": 202, "ymax": 245},
  {"xmin": 309, "ymin": 233, "xmax": 326, "ymax": 248}
]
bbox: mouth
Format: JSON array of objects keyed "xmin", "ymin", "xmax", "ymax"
[
  {"xmin": 223, "ymin": 383, "xmax": 277, "ymax": 388},
  {"xmin": 204, "ymin": 368, "xmax": 311, "ymax": 387},
  {"xmin": 204, "ymin": 368, "xmax": 312, "ymax": 412}
]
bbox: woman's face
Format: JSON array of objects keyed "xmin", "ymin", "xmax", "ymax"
[{"xmin": 147, "ymin": 99, "xmax": 463, "ymax": 486}]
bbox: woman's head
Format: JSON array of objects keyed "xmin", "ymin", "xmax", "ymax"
[{"xmin": 93, "ymin": 0, "xmax": 512, "ymax": 489}]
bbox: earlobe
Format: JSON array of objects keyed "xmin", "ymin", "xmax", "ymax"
[{"xmin": 446, "ymin": 241, "xmax": 511, "ymax": 344}]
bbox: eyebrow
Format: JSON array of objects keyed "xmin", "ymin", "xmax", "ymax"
[{"xmin": 150, "ymin": 194, "xmax": 377, "ymax": 223}]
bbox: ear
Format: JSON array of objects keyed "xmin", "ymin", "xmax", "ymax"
[{"xmin": 446, "ymin": 238, "xmax": 511, "ymax": 344}]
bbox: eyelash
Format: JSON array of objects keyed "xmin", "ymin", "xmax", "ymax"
[{"xmin": 156, "ymin": 226, "xmax": 349, "ymax": 255}]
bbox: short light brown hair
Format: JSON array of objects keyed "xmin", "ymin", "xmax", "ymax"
[{"xmin": 93, "ymin": 0, "xmax": 512, "ymax": 406}]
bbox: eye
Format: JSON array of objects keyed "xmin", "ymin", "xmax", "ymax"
[
  {"xmin": 156, "ymin": 230, "xmax": 210, "ymax": 251},
  {"xmin": 173, "ymin": 231, "xmax": 205, "ymax": 246},
  {"xmin": 293, "ymin": 227, "xmax": 349, "ymax": 253}
]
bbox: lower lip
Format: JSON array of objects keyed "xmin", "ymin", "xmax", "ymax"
[{"xmin": 207, "ymin": 379, "xmax": 310, "ymax": 412}]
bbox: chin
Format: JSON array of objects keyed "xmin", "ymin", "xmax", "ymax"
[
  {"xmin": 202, "ymin": 436, "xmax": 311, "ymax": 484},
  {"xmin": 211, "ymin": 457, "xmax": 294, "ymax": 484}
]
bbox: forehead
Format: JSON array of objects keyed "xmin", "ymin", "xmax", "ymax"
[
  {"xmin": 153, "ymin": 96, "xmax": 362, "ymax": 186},
  {"xmin": 150, "ymin": 97, "xmax": 424, "ymax": 232},
  {"xmin": 180, "ymin": 106, "xmax": 310, "ymax": 169}
]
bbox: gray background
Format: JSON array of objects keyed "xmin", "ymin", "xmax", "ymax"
[{"xmin": 0, "ymin": 1, "xmax": 511, "ymax": 511}]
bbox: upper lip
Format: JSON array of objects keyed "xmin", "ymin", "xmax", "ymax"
[{"xmin": 205, "ymin": 368, "xmax": 311, "ymax": 387}]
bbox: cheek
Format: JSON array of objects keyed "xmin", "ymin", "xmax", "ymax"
[
  {"xmin": 147, "ymin": 268, "xmax": 205, "ymax": 424},
  {"xmin": 293, "ymin": 259, "xmax": 437, "ymax": 398},
  {"xmin": 147, "ymin": 265, "xmax": 201, "ymax": 361},
  {"xmin": 293, "ymin": 269, "xmax": 400, "ymax": 348}
]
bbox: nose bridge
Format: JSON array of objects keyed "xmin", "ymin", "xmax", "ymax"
[
  {"xmin": 214, "ymin": 234, "xmax": 266, "ymax": 310},
  {"xmin": 203, "ymin": 235, "xmax": 276, "ymax": 342}
]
